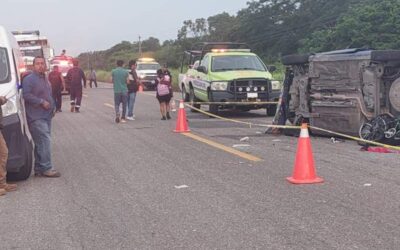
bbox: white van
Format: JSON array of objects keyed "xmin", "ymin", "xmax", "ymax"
[{"xmin": 0, "ymin": 25, "xmax": 33, "ymax": 181}]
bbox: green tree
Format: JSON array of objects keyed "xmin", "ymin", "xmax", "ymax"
[{"xmin": 301, "ymin": 0, "xmax": 400, "ymax": 52}]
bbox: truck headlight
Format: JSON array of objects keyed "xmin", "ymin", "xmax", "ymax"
[
  {"xmin": 1, "ymin": 95, "xmax": 18, "ymax": 117},
  {"xmin": 271, "ymin": 80, "xmax": 281, "ymax": 90},
  {"xmin": 211, "ymin": 81, "xmax": 228, "ymax": 91}
]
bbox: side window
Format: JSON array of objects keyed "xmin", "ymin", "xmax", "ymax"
[
  {"xmin": 0, "ymin": 48, "xmax": 11, "ymax": 84},
  {"xmin": 200, "ymin": 55, "xmax": 209, "ymax": 71},
  {"xmin": 12, "ymin": 50, "xmax": 20, "ymax": 84}
]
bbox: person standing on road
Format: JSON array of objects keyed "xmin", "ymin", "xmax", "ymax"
[
  {"xmin": 156, "ymin": 68, "xmax": 172, "ymax": 120},
  {"xmin": 48, "ymin": 65, "xmax": 65, "ymax": 112},
  {"xmin": 126, "ymin": 60, "xmax": 139, "ymax": 120},
  {"xmin": 88, "ymin": 68, "xmax": 98, "ymax": 88},
  {"xmin": 112, "ymin": 60, "xmax": 129, "ymax": 123},
  {"xmin": 22, "ymin": 56, "xmax": 60, "ymax": 178},
  {"xmin": 0, "ymin": 96, "xmax": 18, "ymax": 195},
  {"xmin": 161, "ymin": 64, "xmax": 175, "ymax": 113},
  {"xmin": 66, "ymin": 59, "xmax": 86, "ymax": 113}
]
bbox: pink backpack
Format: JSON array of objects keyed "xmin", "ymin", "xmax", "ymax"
[{"xmin": 157, "ymin": 76, "xmax": 171, "ymax": 96}]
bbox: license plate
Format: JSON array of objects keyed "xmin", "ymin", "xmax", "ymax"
[{"xmin": 247, "ymin": 93, "xmax": 258, "ymax": 98}]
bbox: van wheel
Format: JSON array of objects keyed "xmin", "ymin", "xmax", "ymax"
[
  {"xmin": 7, "ymin": 136, "xmax": 33, "ymax": 181},
  {"xmin": 189, "ymin": 87, "xmax": 200, "ymax": 112}
]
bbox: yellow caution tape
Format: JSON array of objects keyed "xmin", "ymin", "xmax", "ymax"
[
  {"xmin": 186, "ymin": 101, "xmax": 279, "ymax": 105},
  {"xmin": 184, "ymin": 102, "xmax": 400, "ymax": 151},
  {"xmin": 185, "ymin": 103, "xmax": 300, "ymax": 129}
]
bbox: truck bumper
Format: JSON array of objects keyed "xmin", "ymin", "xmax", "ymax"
[
  {"xmin": 1, "ymin": 114, "xmax": 28, "ymax": 173},
  {"xmin": 211, "ymin": 90, "xmax": 276, "ymax": 109}
]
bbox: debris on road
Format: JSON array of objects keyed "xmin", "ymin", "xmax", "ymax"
[
  {"xmin": 174, "ymin": 185, "xmax": 189, "ymax": 189},
  {"xmin": 240, "ymin": 136, "xmax": 250, "ymax": 142},
  {"xmin": 364, "ymin": 183, "xmax": 372, "ymax": 187},
  {"xmin": 232, "ymin": 144, "xmax": 250, "ymax": 148},
  {"xmin": 360, "ymin": 146, "xmax": 400, "ymax": 154},
  {"xmin": 272, "ymin": 139, "xmax": 281, "ymax": 142},
  {"xmin": 331, "ymin": 137, "xmax": 345, "ymax": 143}
]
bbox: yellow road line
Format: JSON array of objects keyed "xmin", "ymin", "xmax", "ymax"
[
  {"xmin": 104, "ymin": 103, "xmax": 114, "ymax": 109},
  {"xmin": 182, "ymin": 133, "xmax": 262, "ymax": 162}
]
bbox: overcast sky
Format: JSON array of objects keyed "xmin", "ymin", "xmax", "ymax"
[{"xmin": 0, "ymin": 0, "xmax": 249, "ymax": 56}]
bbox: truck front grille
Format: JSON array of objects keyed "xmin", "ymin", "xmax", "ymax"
[{"xmin": 229, "ymin": 79, "xmax": 271, "ymax": 93}]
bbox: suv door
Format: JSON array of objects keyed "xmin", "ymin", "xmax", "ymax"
[{"xmin": 193, "ymin": 55, "xmax": 210, "ymax": 101}]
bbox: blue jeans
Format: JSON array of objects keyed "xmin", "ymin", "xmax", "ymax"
[
  {"xmin": 29, "ymin": 119, "xmax": 52, "ymax": 173},
  {"xmin": 114, "ymin": 92, "xmax": 127, "ymax": 118},
  {"xmin": 126, "ymin": 92, "xmax": 137, "ymax": 117}
]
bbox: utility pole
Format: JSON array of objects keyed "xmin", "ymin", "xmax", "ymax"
[{"xmin": 138, "ymin": 35, "xmax": 142, "ymax": 57}]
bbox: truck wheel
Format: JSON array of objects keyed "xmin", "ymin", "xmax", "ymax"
[
  {"xmin": 181, "ymin": 85, "xmax": 190, "ymax": 102},
  {"xmin": 189, "ymin": 87, "xmax": 200, "ymax": 112},
  {"xmin": 266, "ymin": 104, "xmax": 277, "ymax": 116},
  {"xmin": 7, "ymin": 136, "xmax": 33, "ymax": 181},
  {"xmin": 209, "ymin": 104, "xmax": 218, "ymax": 116}
]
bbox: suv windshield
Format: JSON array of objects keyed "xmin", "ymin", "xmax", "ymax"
[
  {"xmin": 137, "ymin": 63, "xmax": 160, "ymax": 71},
  {"xmin": 211, "ymin": 55, "xmax": 266, "ymax": 72},
  {"xmin": 0, "ymin": 48, "xmax": 10, "ymax": 84},
  {"xmin": 21, "ymin": 49, "xmax": 43, "ymax": 58}
]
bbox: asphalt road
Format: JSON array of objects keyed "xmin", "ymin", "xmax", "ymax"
[{"xmin": 0, "ymin": 82, "xmax": 399, "ymax": 250}]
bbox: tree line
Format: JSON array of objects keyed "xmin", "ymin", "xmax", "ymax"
[{"xmin": 78, "ymin": 0, "xmax": 400, "ymax": 71}]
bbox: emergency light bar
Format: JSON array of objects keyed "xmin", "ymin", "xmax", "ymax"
[
  {"xmin": 211, "ymin": 49, "xmax": 251, "ymax": 53},
  {"xmin": 138, "ymin": 58, "xmax": 156, "ymax": 62}
]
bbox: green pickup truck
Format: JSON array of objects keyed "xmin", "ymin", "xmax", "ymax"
[{"xmin": 178, "ymin": 42, "xmax": 280, "ymax": 115}]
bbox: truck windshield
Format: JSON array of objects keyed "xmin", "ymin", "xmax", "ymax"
[
  {"xmin": 137, "ymin": 64, "xmax": 161, "ymax": 70},
  {"xmin": 0, "ymin": 48, "xmax": 10, "ymax": 84},
  {"xmin": 21, "ymin": 49, "xmax": 43, "ymax": 58},
  {"xmin": 211, "ymin": 55, "xmax": 266, "ymax": 72}
]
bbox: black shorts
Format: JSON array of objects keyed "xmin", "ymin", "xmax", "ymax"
[{"xmin": 156, "ymin": 94, "xmax": 171, "ymax": 104}]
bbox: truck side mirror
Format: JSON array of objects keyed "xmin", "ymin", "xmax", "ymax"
[
  {"xmin": 268, "ymin": 65, "xmax": 277, "ymax": 72},
  {"xmin": 197, "ymin": 66, "xmax": 207, "ymax": 74}
]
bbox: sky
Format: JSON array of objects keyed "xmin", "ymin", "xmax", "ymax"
[{"xmin": 0, "ymin": 0, "xmax": 249, "ymax": 56}]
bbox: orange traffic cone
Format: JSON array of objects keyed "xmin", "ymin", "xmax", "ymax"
[
  {"xmin": 174, "ymin": 100, "xmax": 190, "ymax": 133},
  {"xmin": 286, "ymin": 123, "xmax": 323, "ymax": 184},
  {"xmin": 138, "ymin": 84, "xmax": 143, "ymax": 92}
]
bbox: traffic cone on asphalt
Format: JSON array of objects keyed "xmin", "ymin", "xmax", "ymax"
[
  {"xmin": 174, "ymin": 100, "xmax": 190, "ymax": 133},
  {"xmin": 138, "ymin": 84, "xmax": 143, "ymax": 92},
  {"xmin": 286, "ymin": 123, "xmax": 323, "ymax": 184}
]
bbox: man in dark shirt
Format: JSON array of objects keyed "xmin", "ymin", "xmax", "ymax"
[
  {"xmin": 48, "ymin": 65, "xmax": 65, "ymax": 112},
  {"xmin": 66, "ymin": 59, "xmax": 86, "ymax": 113},
  {"xmin": 22, "ymin": 56, "xmax": 60, "ymax": 178},
  {"xmin": 0, "ymin": 96, "xmax": 18, "ymax": 195},
  {"xmin": 126, "ymin": 60, "xmax": 139, "ymax": 120}
]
